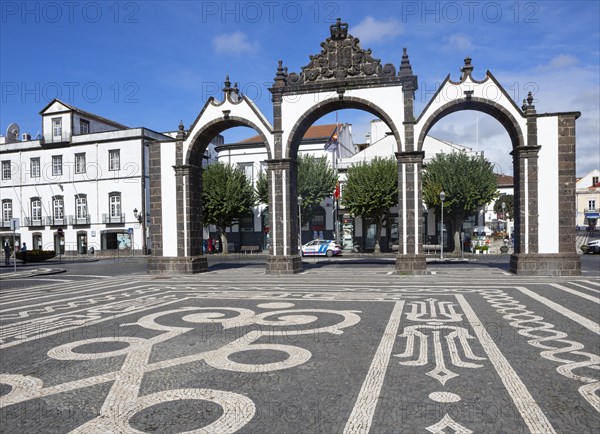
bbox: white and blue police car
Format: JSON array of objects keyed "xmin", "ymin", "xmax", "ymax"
[{"xmin": 301, "ymin": 239, "xmax": 342, "ymax": 257}]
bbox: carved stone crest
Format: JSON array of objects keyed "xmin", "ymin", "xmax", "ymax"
[{"xmin": 286, "ymin": 18, "xmax": 396, "ymax": 85}]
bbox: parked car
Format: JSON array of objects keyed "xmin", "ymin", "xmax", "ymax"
[
  {"xmin": 582, "ymin": 240, "xmax": 600, "ymax": 254},
  {"xmin": 301, "ymin": 239, "xmax": 342, "ymax": 257}
]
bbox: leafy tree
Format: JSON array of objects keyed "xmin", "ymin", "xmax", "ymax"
[
  {"xmin": 202, "ymin": 162, "xmax": 255, "ymax": 254},
  {"xmin": 423, "ymin": 152, "xmax": 498, "ymax": 253},
  {"xmin": 342, "ymin": 157, "xmax": 398, "ymax": 254},
  {"xmin": 255, "ymin": 170, "xmax": 269, "ymax": 206},
  {"xmin": 493, "ymin": 194, "xmax": 514, "ymax": 223},
  {"xmin": 296, "ymin": 154, "xmax": 337, "ymax": 222}
]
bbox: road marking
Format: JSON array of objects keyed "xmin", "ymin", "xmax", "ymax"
[
  {"xmin": 550, "ymin": 283, "xmax": 600, "ymax": 303},
  {"xmin": 570, "ymin": 282, "xmax": 600, "ymax": 294},
  {"xmin": 456, "ymin": 294, "xmax": 556, "ymax": 434},
  {"xmin": 344, "ymin": 301, "xmax": 404, "ymax": 434},
  {"xmin": 516, "ymin": 286, "xmax": 600, "ymax": 335}
]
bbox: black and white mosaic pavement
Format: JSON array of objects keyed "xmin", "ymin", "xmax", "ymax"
[{"xmin": 1, "ymin": 266, "xmax": 599, "ymax": 433}]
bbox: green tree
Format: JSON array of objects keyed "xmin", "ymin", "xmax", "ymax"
[
  {"xmin": 202, "ymin": 162, "xmax": 255, "ymax": 254},
  {"xmin": 493, "ymin": 193, "xmax": 514, "ymax": 232},
  {"xmin": 255, "ymin": 170, "xmax": 269, "ymax": 206},
  {"xmin": 296, "ymin": 154, "xmax": 337, "ymax": 222},
  {"xmin": 423, "ymin": 152, "xmax": 498, "ymax": 253},
  {"xmin": 342, "ymin": 157, "xmax": 398, "ymax": 254}
]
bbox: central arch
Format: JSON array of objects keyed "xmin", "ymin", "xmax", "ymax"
[{"xmin": 286, "ymin": 97, "xmax": 403, "ymax": 159}]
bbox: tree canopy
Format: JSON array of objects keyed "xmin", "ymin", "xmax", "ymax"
[
  {"xmin": 342, "ymin": 157, "xmax": 398, "ymax": 253},
  {"xmin": 422, "ymin": 152, "xmax": 498, "ymax": 252},
  {"xmin": 296, "ymin": 154, "xmax": 338, "ymax": 221},
  {"xmin": 202, "ymin": 162, "xmax": 256, "ymax": 254},
  {"xmin": 493, "ymin": 193, "xmax": 514, "ymax": 221}
]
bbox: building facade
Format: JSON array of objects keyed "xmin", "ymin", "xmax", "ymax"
[
  {"xmin": 576, "ymin": 169, "xmax": 600, "ymax": 229},
  {"xmin": 0, "ymin": 99, "xmax": 171, "ymax": 255}
]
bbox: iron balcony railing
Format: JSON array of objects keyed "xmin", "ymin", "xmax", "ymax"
[
  {"xmin": 46, "ymin": 216, "xmax": 66, "ymax": 226},
  {"xmin": 24, "ymin": 217, "xmax": 44, "ymax": 227},
  {"xmin": 69, "ymin": 215, "xmax": 91, "ymax": 225},
  {"xmin": 102, "ymin": 213, "xmax": 125, "ymax": 224}
]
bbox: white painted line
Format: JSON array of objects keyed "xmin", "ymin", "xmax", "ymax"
[
  {"xmin": 456, "ymin": 294, "xmax": 556, "ymax": 434},
  {"xmin": 569, "ymin": 282, "xmax": 600, "ymax": 294},
  {"xmin": 581, "ymin": 280, "xmax": 600, "ymax": 287},
  {"xmin": 550, "ymin": 283, "xmax": 600, "ymax": 303},
  {"xmin": 515, "ymin": 287, "xmax": 600, "ymax": 335},
  {"xmin": 344, "ymin": 301, "xmax": 404, "ymax": 434}
]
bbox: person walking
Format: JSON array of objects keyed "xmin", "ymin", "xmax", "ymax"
[
  {"xmin": 3, "ymin": 241, "xmax": 11, "ymax": 266},
  {"xmin": 21, "ymin": 242, "xmax": 27, "ymax": 264}
]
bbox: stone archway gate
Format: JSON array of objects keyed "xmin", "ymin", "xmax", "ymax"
[{"xmin": 148, "ymin": 19, "xmax": 581, "ymax": 276}]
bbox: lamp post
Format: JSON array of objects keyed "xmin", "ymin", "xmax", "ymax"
[
  {"xmin": 501, "ymin": 202, "xmax": 506, "ymax": 232},
  {"xmin": 298, "ymin": 196, "xmax": 303, "ymax": 251},
  {"xmin": 440, "ymin": 191, "xmax": 445, "ymax": 261}
]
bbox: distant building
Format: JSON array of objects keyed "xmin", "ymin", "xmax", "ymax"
[
  {"xmin": 0, "ymin": 99, "xmax": 171, "ymax": 255},
  {"xmin": 576, "ymin": 169, "xmax": 600, "ymax": 229}
]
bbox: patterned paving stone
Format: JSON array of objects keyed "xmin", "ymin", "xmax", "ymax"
[{"xmin": 0, "ymin": 269, "xmax": 598, "ymax": 433}]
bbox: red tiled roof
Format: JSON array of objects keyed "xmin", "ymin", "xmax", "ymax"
[
  {"xmin": 496, "ymin": 174, "xmax": 514, "ymax": 186},
  {"xmin": 233, "ymin": 124, "xmax": 337, "ymax": 144}
]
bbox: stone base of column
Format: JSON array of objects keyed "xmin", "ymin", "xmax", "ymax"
[
  {"xmin": 147, "ymin": 256, "xmax": 209, "ymax": 274},
  {"xmin": 266, "ymin": 255, "xmax": 303, "ymax": 274},
  {"xmin": 395, "ymin": 254, "xmax": 428, "ymax": 275},
  {"xmin": 509, "ymin": 253, "xmax": 581, "ymax": 276}
]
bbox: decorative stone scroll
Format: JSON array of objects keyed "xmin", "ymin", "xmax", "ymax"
[{"xmin": 286, "ymin": 18, "xmax": 396, "ymax": 84}]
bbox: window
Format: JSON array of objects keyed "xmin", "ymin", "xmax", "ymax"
[
  {"xmin": 52, "ymin": 118, "xmax": 62, "ymax": 138},
  {"xmin": 76, "ymin": 195, "xmax": 87, "ymax": 219},
  {"xmin": 31, "ymin": 198, "xmax": 42, "ymax": 222},
  {"xmin": 109, "ymin": 150, "xmax": 120, "ymax": 171},
  {"xmin": 30, "ymin": 158, "xmax": 40, "ymax": 178},
  {"xmin": 53, "ymin": 196, "xmax": 64, "ymax": 220},
  {"xmin": 52, "ymin": 155, "xmax": 63, "ymax": 176},
  {"xmin": 238, "ymin": 163, "xmax": 253, "ymax": 184},
  {"xmin": 75, "ymin": 153, "xmax": 86, "ymax": 174},
  {"xmin": 593, "ymin": 176, "xmax": 599, "ymax": 186},
  {"xmin": 80, "ymin": 119, "xmax": 90, "ymax": 135},
  {"xmin": 239, "ymin": 214, "xmax": 254, "ymax": 232},
  {"xmin": 2, "ymin": 200, "xmax": 12, "ymax": 223},
  {"xmin": 109, "ymin": 193, "xmax": 121, "ymax": 218},
  {"xmin": 1, "ymin": 161, "xmax": 10, "ymax": 180},
  {"xmin": 589, "ymin": 200, "xmax": 597, "ymax": 211}
]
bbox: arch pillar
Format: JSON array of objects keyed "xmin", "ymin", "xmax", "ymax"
[
  {"xmin": 395, "ymin": 150, "xmax": 427, "ymax": 274},
  {"xmin": 265, "ymin": 158, "xmax": 303, "ymax": 274}
]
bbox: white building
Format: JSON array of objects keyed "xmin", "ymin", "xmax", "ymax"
[
  {"xmin": 576, "ymin": 169, "xmax": 600, "ymax": 229},
  {"xmin": 0, "ymin": 99, "xmax": 172, "ymax": 255},
  {"xmin": 214, "ymin": 123, "xmax": 353, "ymax": 250}
]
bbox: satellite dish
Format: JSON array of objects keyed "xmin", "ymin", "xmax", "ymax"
[{"xmin": 6, "ymin": 123, "xmax": 20, "ymax": 143}]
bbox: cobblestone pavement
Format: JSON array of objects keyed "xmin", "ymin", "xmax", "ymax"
[{"xmin": 0, "ymin": 265, "xmax": 599, "ymax": 433}]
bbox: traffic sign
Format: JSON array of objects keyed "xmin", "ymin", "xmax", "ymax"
[{"xmin": 10, "ymin": 218, "xmax": 19, "ymax": 231}]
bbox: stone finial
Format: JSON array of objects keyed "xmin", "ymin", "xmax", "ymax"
[
  {"xmin": 330, "ymin": 18, "xmax": 348, "ymax": 40},
  {"xmin": 273, "ymin": 60, "xmax": 288, "ymax": 87},
  {"xmin": 176, "ymin": 120, "xmax": 186, "ymax": 140},
  {"xmin": 223, "ymin": 75, "xmax": 232, "ymax": 92},
  {"xmin": 460, "ymin": 57, "xmax": 474, "ymax": 81},
  {"xmin": 398, "ymin": 47, "xmax": 413, "ymax": 76},
  {"xmin": 523, "ymin": 91, "xmax": 536, "ymax": 114},
  {"xmin": 233, "ymin": 82, "xmax": 239, "ymax": 94}
]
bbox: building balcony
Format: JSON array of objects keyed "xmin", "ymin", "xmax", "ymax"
[
  {"xmin": 41, "ymin": 133, "xmax": 72, "ymax": 145},
  {"xmin": 46, "ymin": 217, "xmax": 66, "ymax": 226},
  {"xmin": 103, "ymin": 213, "xmax": 125, "ymax": 224},
  {"xmin": 24, "ymin": 217, "xmax": 44, "ymax": 227},
  {"xmin": 69, "ymin": 215, "xmax": 91, "ymax": 225}
]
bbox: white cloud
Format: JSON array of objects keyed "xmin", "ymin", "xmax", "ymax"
[
  {"xmin": 211, "ymin": 32, "xmax": 259, "ymax": 56},
  {"xmin": 547, "ymin": 54, "xmax": 579, "ymax": 69},
  {"xmin": 352, "ymin": 16, "xmax": 403, "ymax": 45},
  {"xmin": 443, "ymin": 33, "xmax": 474, "ymax": 52}
]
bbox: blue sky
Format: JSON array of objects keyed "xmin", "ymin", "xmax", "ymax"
[{"xmin": 1, "ymin": 1, "xmax": 599, "ymax": 176}]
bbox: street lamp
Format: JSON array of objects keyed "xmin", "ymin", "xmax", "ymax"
[
  {"xmin": 501, "ymin": 202, "xmax": 506, "ymax": 232},
  {"xmin": 440, "ymin": 191, "xmax": 446, "ymax": 261},
  {"xmin": 298, "ymin": 196, "xmax": 303, "ymax": 250}
]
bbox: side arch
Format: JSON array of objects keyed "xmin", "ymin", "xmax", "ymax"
[
  {"xmin": 185, "ymin": 116, "xmax": 273, "ymax": 165},
  {"xmin": 416, "ymin": 97, "xmax": 525, "ymax": 152},
  {"xmin": 285, "ymin": 96, "xmax": 403, "ymax": 159}
]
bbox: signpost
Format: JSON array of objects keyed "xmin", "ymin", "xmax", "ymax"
[
  {"xmin": 10, "ymin": 218, "xmax": 19, "ymax": 273},
  {"xmin": 57, "ymin": 228, "xmax": 64, "ymax": 264}
]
